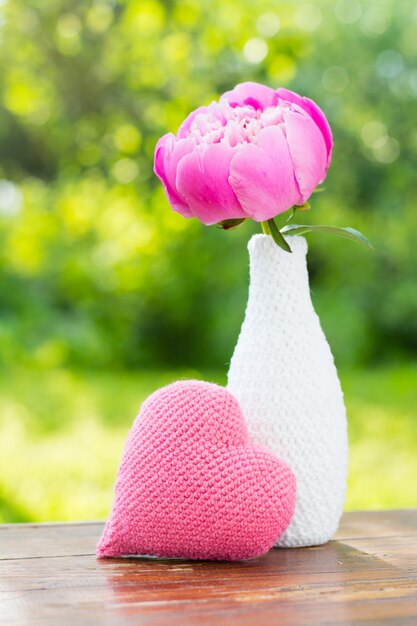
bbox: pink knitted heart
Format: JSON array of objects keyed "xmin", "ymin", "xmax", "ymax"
[{"xmin": 97, "ymin": 380, "xmax": 296, "ymax": 561}]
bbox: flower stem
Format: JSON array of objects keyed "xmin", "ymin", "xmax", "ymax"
[{"xmin": 261, "ymin": 221, "xmax": 270, "ymax": 235}]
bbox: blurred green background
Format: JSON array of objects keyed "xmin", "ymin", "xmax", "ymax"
[{"xmin": 0, "ymin": 0, "xmax": 416, "ymax": 522}]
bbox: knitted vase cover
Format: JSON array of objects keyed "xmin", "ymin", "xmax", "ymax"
[
  {"xmin": 228, "ymin": 235, "xmax": 348, "ymax": 547},
  {"xmin": 97, "ymin": 380, "xmax": 296, "ymax": 561}
]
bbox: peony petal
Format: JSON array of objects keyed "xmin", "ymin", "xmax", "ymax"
[
  {"xmin": 154, "ymin": 133, "xmax": 196, "ymax": 217},
  {"xmin": 228, "ymin": 126, "xmax": 302, "ymax": 222},
  {"xmin": 283, "ymin": 109, "xmax": 328, "ymax": 201},
  {"xmin": 277, "ymin": 88, "xmax": 333, "ymax": 166},
  {"xmin": 221, "ymin": 81, "xmax": 278, "ymax": 111},
  {"xmin": 176, "ymin": 143, "xmax": 246, "ymax": 225},
  {"xmin": 177, "ymin": 106, "xmax": 208, "ymax": 139}
]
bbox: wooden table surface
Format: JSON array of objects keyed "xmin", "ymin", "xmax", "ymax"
[{"xmin": 1, "ymin": 510, "xmax": 417, "ymax": 626}]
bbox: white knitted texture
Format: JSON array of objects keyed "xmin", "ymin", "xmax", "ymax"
[{"xmin": 227, "ymin": 234, "xmax": 348, "ymax": 547}]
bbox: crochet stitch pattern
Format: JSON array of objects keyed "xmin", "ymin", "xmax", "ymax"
[
  {"xmin": 97, "ymin": 380, "xmax": 296, "ymax": 561},
  {"xmin": 228, "ymin": 235, "xmax": 348, "ymax": 547}
]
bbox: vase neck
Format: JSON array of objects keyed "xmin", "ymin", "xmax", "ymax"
[
  {"xmin": 248, "ymin": 233, "xmax": 309, "ymax": 288},
  {"xmin": 245, "ymin": 234, "xmax": 314, "ymax": 322}
]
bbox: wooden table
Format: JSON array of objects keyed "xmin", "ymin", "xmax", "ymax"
[{"xmin": 1, "ymin": 510, "xmax": 417, "ymax": 625}]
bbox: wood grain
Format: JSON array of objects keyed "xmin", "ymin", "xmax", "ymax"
[{"xmin": 1, "ymin": 510, "xmax": 417, "ymax": 626}]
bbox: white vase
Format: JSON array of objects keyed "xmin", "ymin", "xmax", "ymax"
[{"xmin": 227, "ymin": 234, "xmax": 348, "ymax": 547}]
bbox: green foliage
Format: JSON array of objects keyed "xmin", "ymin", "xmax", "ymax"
[
  {"xmin": 1, "ymin": 365, "xmax": 416, "ymax": 522},
  {"xmin": 0, "ymin": 0, "xmax": 416, "ymax": 370}
]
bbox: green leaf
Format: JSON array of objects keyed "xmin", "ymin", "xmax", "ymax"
[
  {"xmin": 313, "ymin": 186, "xmax": 325, "ymax": 193},
  {"xmin": 216, "ymin": 218, "xmax": 247, "ymax": 230},
  {"xmin": 267, "ymin": 218, "xmax": 292, "ymax": 253},
  {"xmin": 294, "ymin": 201, "xmax": 311, "ymax": 212},
  {"xmin": 286, "ymin": 202, "xmax": 311, "ymax": 223},
  {"xmin": 281, "ymin": 224, "xmax": 374, "ymax": 249},
  {"xmin": 286, "ymin": 208, "xmax": 296, "ymax": 223}
]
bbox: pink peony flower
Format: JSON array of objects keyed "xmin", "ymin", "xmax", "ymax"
[{"xmin": 154, "ymin": 82, "xmax": 332, "ymax": 225}]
